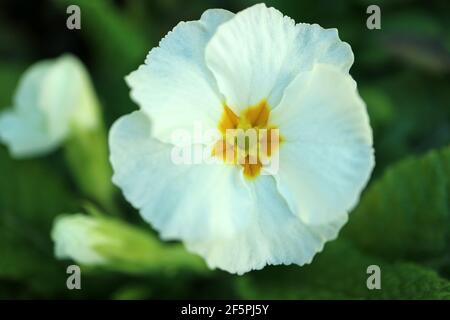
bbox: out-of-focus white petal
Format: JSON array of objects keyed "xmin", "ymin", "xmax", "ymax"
[
  {"xmin": 186, "ymin": 175, "xmax": 347, "ymax": 274},
  {"xmin": 205, "ymin": 3, "xmax": 353, "ymax": 113},
  {"xmin": 109, "ymin": 111, "xmax": 253, "ymax": 242},
  {"xmin": 0, "ymin": 60, "xmax": 61, "ymax": 157},
  {"xmin": 42, "ymin": 55, "xmax": 99, "ymax": 136},
  {"xmin": 13, "ymin": 61, "xmax": 52, "ymax": 113},
  {"xmin": 0, "ymin": 55, "xmax": 99, "ymax": 158},
  {"xmin": 126, "ymin": 9, "xmax": 234, "ymax": 144},
  {"xmin": 0, "ymin": 111, "xmax": 62, "ymax": 157},
  {"xmin": 270, "ymin": 64, "xmax": 374, "ymax": 225}
]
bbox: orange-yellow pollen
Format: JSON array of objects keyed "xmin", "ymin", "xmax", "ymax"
[{"xmin": 213, "ymin": 99, "xmax": 282, "ymax": 179}]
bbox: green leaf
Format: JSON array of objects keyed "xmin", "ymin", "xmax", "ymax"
[
  {"xmin": 343, "ymin": 146, "xmax": 450, "ymax": 262},
  {"xmin": 237, "ymin": 240, "xmax": 450, "ymax": 300}
]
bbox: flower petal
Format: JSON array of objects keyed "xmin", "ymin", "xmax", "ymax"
[
  {"xmin": 0, "ymin": 55, "xmax": 99, "ymax": 158},
  {"xmin": 205, "ymin": 3, "xmax": 353, "ymax": 113},
  {"xmin": 0, "ymin": 60, "xmax": 63, "ymax": 157},
  {"xmin": 126, "ymin": 9, "xmax": 234, "ymax": 144},
  {"xmin": 109, "ymin": 111, "xmax": 254, "ymax": 242},
  {"xmin": 186, "ymin": 175, "xmax": 347, "ymax": 274},
  {"xmin": 13, "ymin": 60, "xmax": 52, "ymax": 112},
  {"xmin": 0, "ymin": 110, "xmax": 62, "ymax": 157},
  {"xmin": 270, "ymin": 64, "xmax": 374, "ymax": 225},
  {"xmin": 41, "ymin": 55, "xmax": 100, "ymax": 135}
]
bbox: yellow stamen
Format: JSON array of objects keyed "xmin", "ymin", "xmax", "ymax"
[
  {"xmin": 243, "ymin": 100, "xmax": 270, "ymax": 128},
  {"xmin": 219, "ymin": 105, "xmax": 239, "ymax": 134},
  {"xmin": 214, "ymin": 99, "xmax": 282, "ymax": 179}
]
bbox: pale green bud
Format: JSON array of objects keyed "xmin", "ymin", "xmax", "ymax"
[{"xmin": 51, "ymin": 214, "xmax": 206, "ymax": 274}]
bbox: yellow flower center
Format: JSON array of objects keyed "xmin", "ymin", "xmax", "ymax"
[{"xmin": 212, "ymin": 99, "xmax": 282, "ymax": 179}]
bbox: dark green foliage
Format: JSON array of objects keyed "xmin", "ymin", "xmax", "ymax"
[
  {"xmin": 237, "ymin": 240, "xmax": 450, "ymax": 299},
  {"xmin": 53, "ymin": 0, "xmax": 150, "ymax": 124},
  {"xmin": 343, "ymin": 147, "xmax": 450, "ymax": 261},
  {"xmin": 0, "ymin": 146, "xmax": 78, "ymax": 296}
]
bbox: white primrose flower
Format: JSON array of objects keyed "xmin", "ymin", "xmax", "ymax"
[
  {"xmin": 109, "ymin": 3, "xmax": 375, "ymax": 274},
  {"xmin": 0, "ymin": 54, "xmax": 99, "ymax": 158}
]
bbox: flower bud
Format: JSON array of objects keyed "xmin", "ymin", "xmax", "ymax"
[{"xmin": 51, "ymin": 214, "xmax": 205, "ymax": 274}]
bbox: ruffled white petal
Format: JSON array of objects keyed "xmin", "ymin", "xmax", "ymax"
[
  {"xmin": 186, "ymin": 175, "xmax": 347, "ymax": 274},
  {"xmin": 270, "ymin": 64, "xmax": 374, "ymax": 225},
  {"xmin": 126, "ymin": 9, "xmax": 234, "ymax": 145},
  {"xmin": 109, "ymin": 111, "xmax": 254, "ymax": 242},
  {"xmin": 0, "ymin": 55, "xmax": 99, "ymax": 158},
  {"xmin": 205, "ymin": 3, "xmax": 353, "ymax": 113}
]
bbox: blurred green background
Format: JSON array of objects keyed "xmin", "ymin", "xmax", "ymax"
[{"xmin": 0, "ymin": 0, "xmax": 450, "ymax": 299}]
